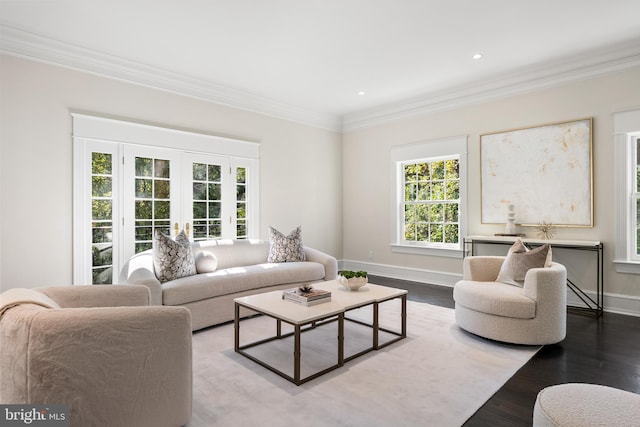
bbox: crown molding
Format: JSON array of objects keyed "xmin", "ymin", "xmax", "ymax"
[
  {"xmin": 0, "ymin": 23, "xmax": 343, "ymax": 132},
  {"xmin": 3, "ymin": 23, "xmax": 640, "ymax": 134},
  {"xmin": 343, "ymin": 39, "xmax": 640, "ymax": 132}
]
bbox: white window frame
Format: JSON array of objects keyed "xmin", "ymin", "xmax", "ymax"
[
  {"xmin": 390, "ymin": 135, "xmax": 467, "ymax": 258},
  {"xmin": 613, "ymin": 108, "xmax": 640, "ymax": 274},
  {"xmin": 72, "ymin": 114, "xmax": 260, "ymax": 284}
]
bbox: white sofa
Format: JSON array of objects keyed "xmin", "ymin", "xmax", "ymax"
[
  {"xmin": 453, "ymin": 255, "xmax": 567, "ymax": 345},
  {"xmin": 119, "ymin": 239, "xmax": 338, "ymax": 330}
]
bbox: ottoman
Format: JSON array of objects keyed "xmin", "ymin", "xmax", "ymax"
[{"xmin": 533, "ymin": 383, "xmax": 640, "ymax": 426}]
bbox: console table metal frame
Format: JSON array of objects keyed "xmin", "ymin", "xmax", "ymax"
[{"xmin": 463, "ymin": 236, "xmax": 603, "ymax": 317}]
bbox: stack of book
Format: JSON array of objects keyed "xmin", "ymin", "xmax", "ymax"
[{"xmin": 282, "ymin": 288, "xmax": 331, "ymax": 306}]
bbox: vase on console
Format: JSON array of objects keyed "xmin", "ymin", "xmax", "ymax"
[{"xmin": 505, "ymin": 204, "xmax": 517, "ymax": 235}]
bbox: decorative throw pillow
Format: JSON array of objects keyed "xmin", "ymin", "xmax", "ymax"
[
  {"xmin": 496, "ymin": 240, "xmax": 551, "ymax": 287},
  {"xmin": 504, "ymin": 238, "xmax": 553, "ymax": 266},
  {"xmin": 153, "ymin": 229, "xmax": 196, "ymax": 283},
  {"xmin": 267, "ymin": 226, "xmax": 306, "ymax": 263},
  {"xmin": 195, "ymin": 252, "xmax": 218, "ymax": 273}
]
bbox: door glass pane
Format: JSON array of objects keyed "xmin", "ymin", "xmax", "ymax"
[
  {"xmin": 91, "ymin": 152, "xmax": 113, "ymax": 284},
  {"xmin": 135, "ymin": 157, "xmax": 152, "ymax": 177},
  {"xmin": 637, "ymin": 198, "xmax": 640, "ymax": 256},
  {"xmin": 236, "ymin": 167, "xmax": 247, "ymax": 238},
  {"xmin": 134, "ymin": 156, "xmax": 171, "ymax": 253},
  {"xmin": 192, "ymin": 162, "xmax": 223, "ymax": 241},
  {"xmin": 154, "ymin": 159, "xmax": 170, "ymax": 178},
  {"xmin": 636, "ymin": 138, "xmax": 639, "ymax": 192}
]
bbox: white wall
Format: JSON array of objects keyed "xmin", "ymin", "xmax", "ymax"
[
  {"xmin": 343, "ymin": 67, "xmax": 640, "ymax": 315},
  {"xmin": 0, "ymin": 54, "xmax": 342, "ymax": 289},
  {"xmin": 2, "ymin": 53, "xmax": 639, "ymax": 314}
]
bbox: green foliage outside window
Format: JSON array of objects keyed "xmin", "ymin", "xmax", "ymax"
[
  {"xmin": 91, "ymin": 152, "xmax": 113, "ymax": 284},
  {"xmin": 403, "ymin": 158, "xmax": 460, "ymax": 245}
]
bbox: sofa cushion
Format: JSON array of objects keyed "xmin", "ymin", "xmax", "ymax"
[
  {"xmin": 453, "ymin": 280, "xmax": 536, "ymax": 319},
  {"xmin": 162, "ymin": 262, "xmax": 325, "ymax": 306},
  {"xmin": 153, "ymin": 230, "xmax": 196, "ymax": 283},
  {"xmin": 497, "ymin": 243, "xmax": 550, "ymax": 287},
  {"xmin": 267, "ymin": 226, "xmax": 306, "ymax": 263},
  {"xmin": 193, "ymin": 239, "xmax": 269, "ymax": 270},
  {"xmin": 195, "ymin": 252, "xmax": 218, "ymax": 273}
]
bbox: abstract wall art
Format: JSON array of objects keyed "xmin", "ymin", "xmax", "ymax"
[{"xmin": 480, "ymin": 118, "xmax": 593, "ymax": 226}]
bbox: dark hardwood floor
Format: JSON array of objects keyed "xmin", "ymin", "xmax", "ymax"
[{"xmin": 369, "ymin": 275, "xmax": 640, "ymax": 427}]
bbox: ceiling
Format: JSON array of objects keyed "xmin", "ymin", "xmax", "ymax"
[{"xmin": 2, "ymin": 1, "xmax": 640, "ymax": 130}]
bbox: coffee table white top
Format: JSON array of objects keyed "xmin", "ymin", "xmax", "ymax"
[
  {"xmin": 316, "ymin": 280, "xmax": 407, "ymax": 310},
  {"xmin": 234, "ymin": 280, "xmax": 407, "ymax": 325}
]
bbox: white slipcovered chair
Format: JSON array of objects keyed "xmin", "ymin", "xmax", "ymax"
[
  {"xmin": 453, "ymin": 255, "xmax": 567, "ymax": 345},
  {"xmin": 0, "ymin": 285, "xmax": 192, "ymax": 427}
]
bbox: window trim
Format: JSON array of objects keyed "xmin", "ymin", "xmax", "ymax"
[
  {"xmin": 613, "ymin": 109, "xmax": 640, "ymax": 274},
  {"xmin": 390, "ymin": 135, "xmax": 467, "ymax": 258}
]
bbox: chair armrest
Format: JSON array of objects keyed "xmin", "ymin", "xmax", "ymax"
[
  {"xmin": 523, "ymin": 262, "xmax": 567, "ymax": 304},
  {"xmin": 37, "ymin": 285, "xmax": 151, "ymax": 308},
  {"xmin": 1, "ymin": 305, "xmax": 192, "ymax": 426},
  {"xmin": 118, "ymin": 250, "xmax": 163, "ymax": 305},
  {"xmin": 462, "ymin": 256, "xmax": 505, "ymax": 281},
  {"xmin": 304, "ymin": 246, "xmax": 338, "ymax": 280}
]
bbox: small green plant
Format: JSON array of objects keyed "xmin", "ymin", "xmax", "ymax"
[
  {"xmin": 298, "ymin": 284, "xmax": 314, "ymax": 293},
  {"xmin": 338, "ymin": 270, "xmax": 367, "ymax": 279}
]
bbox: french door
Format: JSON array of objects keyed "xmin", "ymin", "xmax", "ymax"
[{"xmin": 75, "ymin": 142, "xmax": 257, "ymax": 284}]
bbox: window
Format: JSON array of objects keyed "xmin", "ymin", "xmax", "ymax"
[
  {"xmin": 73, "ymin": 114, "xmax": 259, "ymax": 284},
  {"xmin": 191, "ymin": 162, "xmax": 223, "ymax": 241},
  {"xmin": 91, "ymin": 150, "xmax": 118, "ymax": 284},
  {"xmin": 402, "ymin": 157, "xmax": 460, "ymax": 245},
  {"xmin": 132, "ymin": 154, "xmax": 175, "ymax": 253},
  {"xmin": 613, "ymin": 109, "xmax": 640, "ymax": 273},
  {"xmin": 634, "ymin": 136, "xmax": 640, "ymax": 260},
  {"xmin": 391, "ymin": 135, "xmax": 467, "ymax": 258}
]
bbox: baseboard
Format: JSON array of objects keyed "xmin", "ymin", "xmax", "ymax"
[
  {"xmin": 567, "ymin": 290, "xmax": 640, "ymax": 317},
  {"xmin": 340, "ymin": 260, "xmax": 640, "ymax": 317},
  {"xmin": 339, "ymin": 259, "xmax": 461, "ymax": 287}
]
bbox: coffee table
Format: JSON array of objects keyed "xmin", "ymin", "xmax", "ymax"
[{"xmin": 234, "ymin": 280, "xmax": 407, "ymax": 385}]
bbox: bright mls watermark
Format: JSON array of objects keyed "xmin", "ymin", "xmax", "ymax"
[{"xmin": 0, "ymin": 405, "xmax": 68, "ymax": 427}]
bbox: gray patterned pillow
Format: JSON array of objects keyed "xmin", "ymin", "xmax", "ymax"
[
  {"xmin": 267, "ymin": 226, "xmax": 306, "ymax": 263},
  {"xmin": 496, "ymin": 242, "xmax": 550, "ymax": 287},
  {"xmin": 153, "ymin": 230, "xmax": 197, "ymax": 283}
]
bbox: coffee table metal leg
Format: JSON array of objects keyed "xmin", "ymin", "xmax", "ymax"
[
  {"xmin": 294, "ymin": 324, "xmax": 301, "ymax": 385},
  {"xmin": 338, "ymin": 313, "xmax": 344, "ymax": 366},
  {"xmin": 401, "ymin": 294, "xmax": 407, "ymax": 338},
  {"xmin": 373, "ymin": 302, "xmax": 379, "ymax": 350},
  {"xmin": 234, "ymin": 302, "xmax": 240, "ymax": 352}
]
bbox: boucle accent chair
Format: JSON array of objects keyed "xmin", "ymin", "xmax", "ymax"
[
  {"xmin": 533, "ymin": 383, "xmax": 640, "ymax": 426},
  {"xmin": 453, "ymin": 255, "xmax": 567, "ymax": 345},
  {"xmin": 0, "ymin": 285, "xmax": 192, "ymax": 427}
]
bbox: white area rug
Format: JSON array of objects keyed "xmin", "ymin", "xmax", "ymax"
[{"xmin": 188, "ymin": 300, "xmax": 539, "ymax": 426}]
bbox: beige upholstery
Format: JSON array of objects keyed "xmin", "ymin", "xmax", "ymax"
[
  {"xmin": 453, "ymin": 256, "xmax": 567, "ymax": 345},
  {"xmin": 533, "ymin": 383, "xmax": 640, "ymax": 426},
  {"xmin": 0, "ymin": 285, "xmax": 192, "ymax": 427},
  {"xmin": 119, "ymin": 239, "xmax": 338, "ymax": 330}
]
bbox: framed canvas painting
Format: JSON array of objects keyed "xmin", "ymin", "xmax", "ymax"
[{"xmin": 480, "ymin": 118, "xmax": 593, "ymax": 226}]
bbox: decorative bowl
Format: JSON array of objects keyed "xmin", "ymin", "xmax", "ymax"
[{"xmin": 337, "ymin": 276, "xmax": 367, "ymax": 291}]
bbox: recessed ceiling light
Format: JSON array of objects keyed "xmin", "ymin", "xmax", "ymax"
[
  {"xmin": 472, "ymin": 53, "xmax": 483, "ymax": 60},
  {"xmin": 358, "ymin": 91, "xmax": 366, "ymax": 95}
]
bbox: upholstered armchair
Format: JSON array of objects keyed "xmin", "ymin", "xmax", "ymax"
[
  {"xmin": 0, "ymin": 285, "xmax": 192, "ymax": 427},
  {"xmin": 453, "ymin": 255, "xmax": 567, "ymax": 345}
]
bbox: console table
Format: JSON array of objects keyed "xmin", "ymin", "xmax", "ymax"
[{"xmin": 463, "ymin": 236, "xmax": 603, "ymax": 317}]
